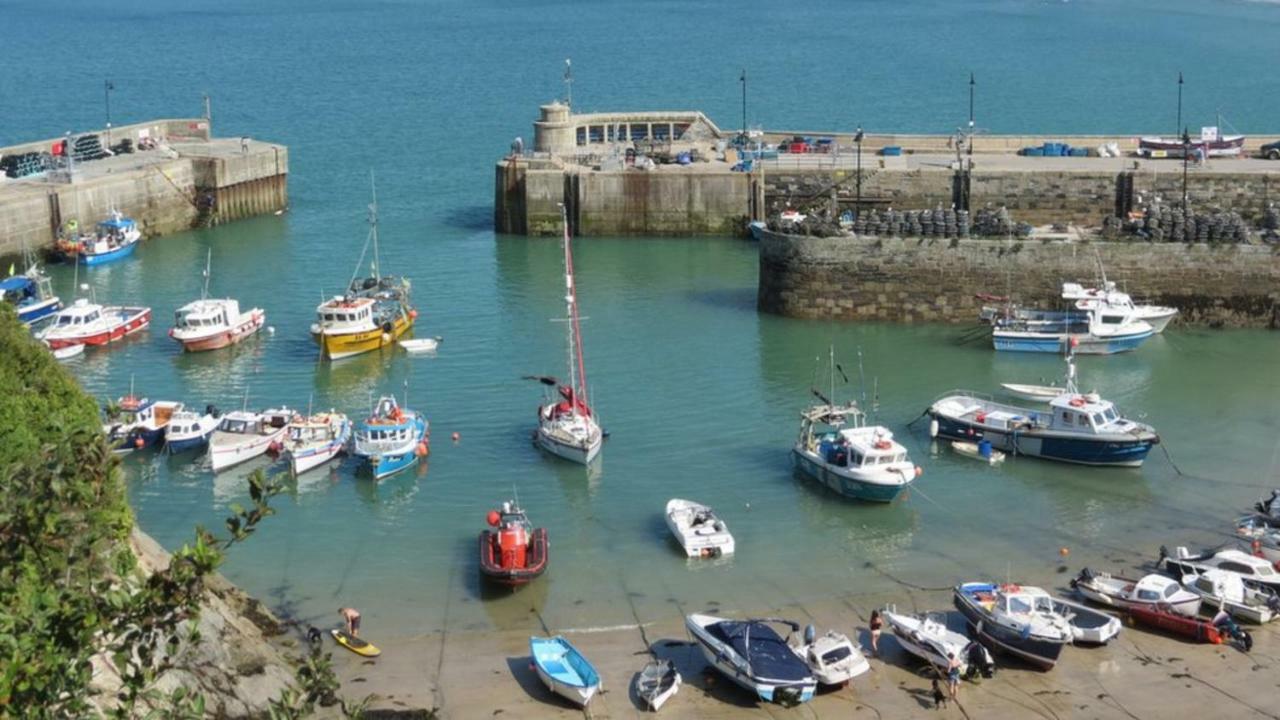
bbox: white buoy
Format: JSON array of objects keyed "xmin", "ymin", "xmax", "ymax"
[
  {"xmin": 929, "ymin": 419, "xmax": 939, "ymax": 438},
  {"xmin": 266, "ymin": 326, "xmax": 275, "ymax": 335}
]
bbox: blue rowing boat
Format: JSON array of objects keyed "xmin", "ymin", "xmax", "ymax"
[{"xmin": 529, "ymin": 635, "xmax": 600, "ymax": 707}]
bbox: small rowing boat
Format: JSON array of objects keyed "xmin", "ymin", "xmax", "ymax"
[
  {"xmin": 951, "ymin": 440, "xmax": 1005, "ymax": 464},
  {"xmin": 529, "ymin": 635, "xmax": 600, "ymax": 707},
  {"xmin": 635, "ymin": 659, "xmax": 680, "ymax": 711}
]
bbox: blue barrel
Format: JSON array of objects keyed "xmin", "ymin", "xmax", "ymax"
[
  {"xmin": 978, "ymin": 439, "xmax": 993, "ymax": 458},
  {"xmin": 881, "ymin": 146, "xmax": 902, "ymax": 156}
]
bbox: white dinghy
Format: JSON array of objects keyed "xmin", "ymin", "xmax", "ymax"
[
  {"xmin": 634, "ymin": 658, "xmax": 680, "ymax": 711},
  {"xmin": 399, "ymin": 336, "xmax": 441, "ymax": 354},
  {"xmin": 665, "ymin": 499, "xmax": 734, "ymax": 559},
  {"xmin": 951, "ymin": 440, "xmax": 1006, "ymax": 465}
]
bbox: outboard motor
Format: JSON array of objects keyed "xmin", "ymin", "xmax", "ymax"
[
  {"xmin": 1257, "ymin": 489, "xmax": 1280, "ymax": 517},
  {"xmin": 803, "ymin": 624, "xmax": 816, "ymax": 646},
  {"xmin": 1213, "ymin": 613, "xmax": 1253, "ymax": 652},
  {"xmin": 964, "ymin": 641, "xmax": 996, "ymax": 680},
  {"xmin": 206, "ymin": 404, "xmax": 221, "ymax": 418}
]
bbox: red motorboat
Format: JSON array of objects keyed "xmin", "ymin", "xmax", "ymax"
[
  {"xmin": 38, "ymin": 298, "xmax": 151, "ymax": 349},
  {"xmin": 1127, "ymin": 605, "xmax": 1222, "ymax": 644},
  {"xmin": 478, "ymin": 500, "xmax": 548, "ymax": 586}
]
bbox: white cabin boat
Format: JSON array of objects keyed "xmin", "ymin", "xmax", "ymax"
[
  {"xmin": 1181, "ymin": 569, "xmax": 1278, "ymax": 625},
  {"xmin": 208, "ymin": 408, "xmax": 292, "ymax": 472},
  {"xmin": 38, "ymin": 298, "xmax": 151, "ymax": 349},
  {"xmin": 1071, "ymin": 569, "xmax": 1202, "ymax": 617},
  {"xmin": 789, "ymin": 626, "xmax": 869, "ymax": 686},
  {"xmin": 794, "ymin": 400, "xmax": 917, "ymax": 503},
  {"xmin": 665, "ymin": 499, "xmax": 734, "ymax": 559},
  {"xmin": 1062, "ymin": 282, "xmax": 1177, "ymax": 333},
  {"xmin": 166, "ymin": 407, "xmax": 221, "ymax": 453},
  {"xmin": 171, "ymin": 299, "xmax": 265, "ymax": 352},
  {"xmin": 283, "ymin": 411, "xmax": 351, "ymax": 475},
  {"xmin": 1159, "ymin": 546, "xmax": 1280, "ymax": 593}
]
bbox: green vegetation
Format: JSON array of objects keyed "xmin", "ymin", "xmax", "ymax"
[{"xmin": 0, "ymin": 305, "xmax": 364, "ymax": 717}]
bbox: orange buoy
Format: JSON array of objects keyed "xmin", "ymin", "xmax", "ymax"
[
  {"xmin": 134, "ymin": 437, "xmax": 145, "ymax": 449},
  {"xmin": 451, "ymin": 431, "xmax": 460, "ymax": 442},
  {"xmin": 414, "ymin": 442, "xmax": 429, "ymax": 457},
  {"xmin": 409, "ymin": 309, "xmax": 419, "ymax": 319},
  {"xmin": 914, "ymin": 465, "xmax": 923, "ymax": 477},
  {"xmin": 486, "ymin": 510, "xmax": 501, "ymax": 527},
  {"xmin": 1059, "ymin": 547, "xmax": 1070, "ymax": 557}
]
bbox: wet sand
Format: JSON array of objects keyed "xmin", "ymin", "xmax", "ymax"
[{"xmin": 328, "ymin": 585, "xmax": 1280, "ymax": 719}]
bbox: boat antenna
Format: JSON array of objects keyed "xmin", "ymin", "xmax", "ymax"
[
  {"xmin": 201, "ymin": 247, "xmax": 212, "ymax": 300},
  {"xmin": 345, "ymin": 175, "xmax": 378, "ymax": 297},
  {"xmin": 307, "ymin": 392, "xmax": 313, "ymax": 418},
  {"xmin": 856, "ymin": 348, "xmax": 866, "ymax": 410},
  {"xmin": 828, "ymin": 344, "xmax": 836, "ymax": 410}
]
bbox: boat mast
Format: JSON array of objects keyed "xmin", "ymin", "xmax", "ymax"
[
  {"xmin": 560, "ymin": 204, "xmax": 589, "ymax": 409},
  {"xmin": 201, "ymin": 247, "xmax": 212, "ymax": 300},
  {"xmin": 369, "ymin": 172, "xmax": 381, "ymax": 283}
]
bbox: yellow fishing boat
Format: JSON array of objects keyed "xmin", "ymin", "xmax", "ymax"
[{"xmin": 310, "ymin": 175, "xmax": 417, "ymax": 360}]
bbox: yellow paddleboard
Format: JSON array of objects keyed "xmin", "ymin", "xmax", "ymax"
[{"xmin": 331, "ymin": 628, "xmax": 381, "ymax": 657}]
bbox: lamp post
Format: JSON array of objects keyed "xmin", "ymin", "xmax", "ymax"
[
  {"xmin": 1176, "ymin": 72, "xmax": 1184, "ymax": 138},
  {"xmin": 1181, "ymin": 128, "xmax": 1191, "ymax": 228},
  {"xmin": 968, "ymin": 73, "xmax": 975, "ymax": 161},
  {"xmin": 104, "ymin": 79, "xmax": 115, "ymax": 146},
  {"xmin": 854, "ymin": 125, "xmax": 864, "ymax": 214},
  {"xmin": 739, "ymin": 69, "xmax": 747, "ymax": 140}
]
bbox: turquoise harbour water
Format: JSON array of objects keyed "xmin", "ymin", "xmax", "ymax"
[{"xmin": 5, "ymin": 0, "xmax": 1280, "ymax": 636}]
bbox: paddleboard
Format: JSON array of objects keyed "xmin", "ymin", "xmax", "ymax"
[{"xmin": 331, "ymin": 628, "xmax": 381, "ymax": 657}]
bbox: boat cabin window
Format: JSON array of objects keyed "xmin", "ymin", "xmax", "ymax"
[
  {"xmin": 221, "ymin": 419, "xmax": 249, "ymax": 433},
  {"xmin": 1006, "ymin": 596, "xmax": 1033, "ymax": 614},
  {"xmin": 1100, "ymin": 314, "xmax": 1123, "ymax": 325},
  {"xmin": 1193, "ymin": 577, "xmax": 1215, "ymax": 593},
  {"xmin": 1163, "ymin": 584, "xmax": 1180, "ymax": 599},
  {"xmin": 1218, "ymin": 561, "xmax": 1255, "ymax": 575},
  {"xmin": 848, "ymin": 450, "xmax": 864, "ymax": 467},
  {"xmin": 323, "ymin": 313, "xmax": 335, "ymax": 321},
  {"xmin": 1060, "ymin": 411, "xmax": 1073, "ymax": 426},
  {"xmin": 1136, "ymin": 588, "xmax": 1161, "ymax": 601}
]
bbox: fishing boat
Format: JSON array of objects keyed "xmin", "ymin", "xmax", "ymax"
[
  {"xmin": 952, "ymin": 582, "xmax": 1072, "ymax": 670},
  {"xmin": 1062, "ymin": 282, "xmax": 1178, "ymax": 333},
  {"xmin": 1235, "ymin": 516, "xmax": 1280, "ymax": 563},
  {"xmin": 1070, "ymin": 569, "xmax": 1202, "ymax": 617},
  {"xmin": 529, "ymin": 635, "xmax": 600, "ymax": 707},
  {"xmin": 665, "ymin": 499, "xmax": 734, "ymax": 559},
  {"xmin": 992, "ymin": 306, "xmax": 1154, "ymax": 354},
  {"xmin": 170, "ymin": 249, "xmax": 266, "ymax": 352},
  {"xmin": 1, "ymin": 255, "xmax": 60, "ymax": 326},
  {"xmin": 282, "ymin": 411, "xmax": 351, "ymax": 475},
  {"xmin": 635, "ymin": 659, "xmax": 680, "ymax": 711},
  {"xmin": 881, "ymin": 608, "xmax": 995, "ymax": 679},
  {"xmin": 38, "ymin": 298, "xmax": 150, "ymax": 349},
  {"xmin": 685, "ymin": 613, "xmax": 817, "ymax": 706},
  {"xmin": 1125, "ymin": 604, "xmax": 1223, "ymax": 643},
  {"xmin": 101, "ymin": 392, "xmax": 182, "ymax": 452},
  {"xmin": 478, "ymin": 499, "xmax": 548, "ymax": 586},
  {"xmin": 950, "ymin": 440, "xmax": 1006, "ymax": 464},
  {"xmin": 57, "ymin": 211, "xmax": 142, "ymax": 266},
  {"xmin": 529, "ymin": 206, "xmax": 603, "ymax": 465},
  {"xmin": 1181, "ymin": 569, "xmax": 1279, "ymax": 625},
  {"xmin": 1138, "ymin": 130, "xmax": 1245, "ymax": 158},
  {"xmin": 311, "ymin": 181, "xmax": 415, "ymax": 360},
  {"xmin": 208, "ymin": 407, "xmax": 292, "ymax": 472},
  {"xmin": 1158, "ymin": 546, "xmax": 1280, "ymax": 593},
  {"xmin": 351, "ymin": 395, "xmax": 428, "ymax": 480},
  {"xmin": 788, "ymin": 625, "xmax": 869, "ymax": 686},
  {"xmin": 927, "ymin": 385, "xmax": 1158, "ymax": 467},
  {"xmin": 792, "ymin": 348, "xmax": 918, "ymax": 502},
  {"xmin": 165, "ymin": 406, "xmax": 221, "ymax": 454}
]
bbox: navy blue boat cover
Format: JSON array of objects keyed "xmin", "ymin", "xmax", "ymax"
[{"xmin": 707, "ymin": 621, "xmax": 810, "ymax": 681}]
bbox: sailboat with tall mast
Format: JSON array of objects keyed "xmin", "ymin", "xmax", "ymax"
[
  {"xmin": 170, "ymin": 248, "xmax": 266, "ymax": 352},
  {"xmin": 311, "ymin": 174, "xmax": 415, "ymax": 360},
  {"xmin": 530, "ymin": 205, "xmax": 603, "ymax": 465}
]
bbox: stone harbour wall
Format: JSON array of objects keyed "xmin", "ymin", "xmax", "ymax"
[{"xmin": 757, "ymin": 228, "xmax": 1280, "ymax": 328}]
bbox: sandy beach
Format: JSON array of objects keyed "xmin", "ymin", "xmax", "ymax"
[{"xmin": 327, "ymin": 582, "xmax": 1280, "ymax": 719}]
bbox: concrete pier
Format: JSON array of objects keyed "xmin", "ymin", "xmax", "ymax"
[
  {"xmin": 495, "ymin": 104, "xmax": 1280, "ymax": 235},
  {"xmin": 0, "ymin": 118, "xmax": 288, "ymax": 258}
]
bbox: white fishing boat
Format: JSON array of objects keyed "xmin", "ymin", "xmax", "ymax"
[
  {"xmin": 881, "ymin": 608, "xmax": 987, "ymax": 677},
  {"xmin": 788, "ymin": 625, "xmax": 869, "ymax": 686},
  {"xmin": 665, "ymin": 498, "xmax": 734, "ymax": 559},
  {"xmin": 1062, "ymin": 281, "xmax": 1177, "ymax": 333},
  {"xmin": 1071, "ymin": 569, "xmax": 1202, "ymax": 617},
  {"xmin": 1158, "ymin": 546, "xmax": 1280, "ymax": 593},
  {"xmin": 1181, "ymin": 569, "xmax": 1279, "ymax": 625},
  {"xmin": 283, "ymin": 411, "xmax": 351, "ymax": 475},
  {"xmin": 953, "ymin": 583, "xmax": 1073, "ymax": 670},
  {"xmin": 208, "ymin": 406, "xmax": 292, "ymax": 472},
  {"xmin": 951, "ymin": 440, "xmax": 1006, "ymax": 464},
  {"xmin": 792, "ymin": 348, "xmax": 918, "ymax": 503},
  {"xmin": 685, "ymin": 613, "xmax": 816, "ymax": 706},
  {"xmin": 38, "ymin": 297, "xmax": 151, "ymax": 349},
  {"xmin": 530, "ymin": 205, "xmax": 603, "ymax": 465},
  {"xmin": 635, "ymin": 659, "xmax": 681, "ymax": 711},
  {"xmin": 170, "ymin": 249, "xmax": 266, "ymax": 352}
]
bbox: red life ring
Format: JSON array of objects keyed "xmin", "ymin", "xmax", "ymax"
[{"xmin": 1069, "ymin": 397, "xmax": 1086, "ymax": 408}]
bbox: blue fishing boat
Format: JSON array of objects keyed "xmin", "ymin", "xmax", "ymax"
[
  {"xmin": 351, "ymin": 395, "xmax": 428, "ymax": 480},
  {"xmin": 165, "ymin": 406, "xmax": 222, "ymax": 454},
  {"xmin": 101, "ymin": 393, "xmax": 183, "ymax": 452},
  {"xmin": 1, "ymin": 270, "xmax": 60, "ymax": 325},
  {"xmin": 927, "ymin": 388, "xmax": 1159, "ymax": 467},
  {"xmin": 992, "ymin": 307, "xmax": 1153, "ymax": 355},
  {"xmin": 529, "ymin": 635, "xmax": 600, "ymax": 707},
  {"xmin": 57, "ymin": 212, "xmax": 141, "ymax": 266}
]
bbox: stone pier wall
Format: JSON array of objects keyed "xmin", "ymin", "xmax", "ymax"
[{"xmin": 757, "ymin": 229, "xmax": 1280, "ymax": 328}]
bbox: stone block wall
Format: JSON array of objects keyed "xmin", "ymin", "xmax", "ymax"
[{"xmin": 757, "ymin": 229, "xmax": 1280, "ymax": 328}]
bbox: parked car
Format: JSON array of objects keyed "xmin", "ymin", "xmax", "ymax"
[{"xmin": 1262, "ymin": 140, "xmax": 1280, "ymax": 160}]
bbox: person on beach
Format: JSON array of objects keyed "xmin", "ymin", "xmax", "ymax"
[
  {"xmin": 946, "ymin": 652, "xmax": 961, "ymax": 701},
  {"xmin": 339, "ymin": 607, "xmax": 361, "ymax": 637},
  {"xmin": 869, "ymin": 610, "xmax": 883, "ymax": 657}
]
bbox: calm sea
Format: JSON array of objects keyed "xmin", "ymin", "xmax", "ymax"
[{"xmin": 3, "ymin": 0, "xmax": 1279, "ymax": 634}]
